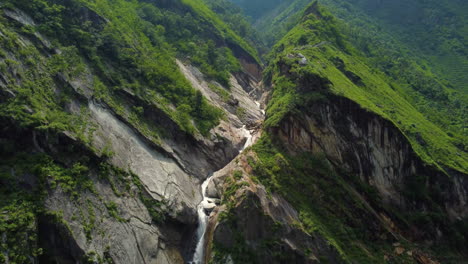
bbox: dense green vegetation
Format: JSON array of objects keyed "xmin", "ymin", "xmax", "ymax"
[
  {"xmin": 230, "ymin": 2, "xmax": 467, "ymax": 262},
  {"xmin": 321, "ymin": 0, "xmax": 468, "ymax": 93},
  {"xmin": 232, "ymin": 0, "xmax": 468, "ymax": 145},
  {"xmin": 263, "ymin": 2, "xmax": 467, "ymax": 173},
  {"xmin": 317, "ymin": 0, "xmax": 468, "ymax": 144},
  {"xmin": 0, "ymin": 149, "xmax": 91, "ymax": 262},
  {"xmin": 229, "ymin": 0, "xmax": 467, "ymax": 159},
  {"xmin": 202, "ymin": 0, "xmax": 267, "ymax": 54},
  {"xmin": 1, "ymin": 0, "xmax": 260, "ymax": 137},
  {"xmin": 232, "ymin": 0, "xmax": 468, "ymax": 94}
]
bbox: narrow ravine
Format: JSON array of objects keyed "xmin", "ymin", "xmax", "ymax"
[{"xmin": 190, "ymin": 124, "xmax": 258, "ymax": 264}]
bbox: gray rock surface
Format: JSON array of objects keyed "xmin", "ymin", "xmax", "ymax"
[
  {"xmin": 177, "ymin": 60, "xmax": 264, "ymax": 128},
  {"xmin": 272, "ymin": 96, "xmax": 467, "ymax": 219},
  {"xmin": 89, "ymin": 102, "xmax": 201, "ymax": 219}
]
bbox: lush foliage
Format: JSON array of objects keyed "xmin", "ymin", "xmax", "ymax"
[
  {"xmin": 2, "ymin": 0, "xmax": 259, "ymax": 136},
  {"xmin": 233, "ymin": 0, "xmax": 467, "ymax": 154},
  {"xmin": 320, "ymin": 0, "xmax": 468, "ymax": 93},
  {"xmin": 264, "ymin": 2, "xmax": 467, "ymax": 173},
  {"xmin": 0, "ymin": 150, "xmax": 90, "ymax": 262},
  {"xmin": 0, "ymin": 0, "xmax": 260, "ymax": 261},
  {"xmin": 202, "ymin": 0, "xmax": 267, "ymax": 55}
]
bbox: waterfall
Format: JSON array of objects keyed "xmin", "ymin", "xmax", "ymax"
[
  {"xmin": 255, "ymin": 101, "xmax": 265, "ymax": 115},
  {"xmin": 240, "ymin": 125, "xmax": 253, "ymax": 153},
  {"xmin": 190, "ymin": 126, "xmax": 254, "ymax": 264},
  {"xmin": 190, "ymin": 175, "xmax": 214, "ymax": 264}
]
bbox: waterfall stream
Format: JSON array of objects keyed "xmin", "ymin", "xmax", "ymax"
[{"xmin": 190, "ymin": 125, "xmax": 255, "ymax": 264}]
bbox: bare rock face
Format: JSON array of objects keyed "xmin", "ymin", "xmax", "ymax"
[
  {"xmin": 89, "ymin": 102, "xmax": 201, "ymax": 220},
  {"xmin": 177, "ymin": 60, "xmax": 264, "ymax": 128},
  {"xmin": 3, "ymin": 8, "xmax": 36, "ymax": 26},
  {"xmin": 271, "ymin": 95, "xmax": 467, "ymax": 220},
  {"xmin": 214, "ymin": 190, "xmax": 343, "ymax": 264},
  {"xmin": 43, "ymin": 185, "xmax": 166, "ymax": 264},
  {"xmin": 205, "ymin": 180, "xmax": 220, "ymax": 199}
]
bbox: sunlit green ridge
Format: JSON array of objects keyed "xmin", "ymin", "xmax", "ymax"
[{"xmin": 264, "ymin": 2, "xmax": 467, "ymax": 173}]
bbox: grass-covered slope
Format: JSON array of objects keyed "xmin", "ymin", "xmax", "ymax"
[
  {"xmin": 202, "ymin": 0, "xmax": 267, "ymax": 55},
  {"xmin": 1, "ymin": 0, "xmax": 260, "ymax": 136},
  {"xmin": 324, "ymin": 0, "xmax": 468, "ymax": 93},
  {"xmin": 264, "ymin": 2, "xmax": 467, "ymax": 174},
  {"xmin": 233, "ymin": 0, "xmax": 468, "ymax": 94},
  {"xmin": 231, "ymin": 0, "xmax": 467, "ymax": 149},
  {"xmin": 180, "ymin": 0, "xmax": 260, "ymax": 62}
]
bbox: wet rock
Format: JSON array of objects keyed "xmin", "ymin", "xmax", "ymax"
[{"xmin": 203, "ymin": 202, "xmax": 216, "ymax": 214}]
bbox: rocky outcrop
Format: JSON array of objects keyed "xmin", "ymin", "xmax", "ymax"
[
  {"xmin": 266, "ymin": 94, "xmax": 468, "ymax": 251},
  {"xmin": 88, "ymin": 102, "xmax": 201, "ymax": 220},
  {"xmin": 177, "ymin": 60, "xmax": 264, "ymax": 128},
  {"xmin": 203, "ymin": 152, "xmax": 344, "ymax": 264},
  {"xmin": 270, "ymin": 95, "xmax": 467, "ymax": 219}
]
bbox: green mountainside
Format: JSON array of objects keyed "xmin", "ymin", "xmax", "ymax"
[
  {"xmin": 266, "ymin": 5, "xmax": 467, "ymax": 173},
  {"xmin": 205, "ymin": 1, "xmax": 467, "ymax": 263},
  {"xmin": 0, "ymin": 0, "xmax": 259, "ymax": 262},
  {"xmin": 229, "ymin": 0, "xmax": 467, "ymax": 173},
  {"xmin": 202, "ymin": 0, "xmax": 267, "ymax": 55},
  {"xmin": 0, "ymin": 0, "xmax": 467, "ymax": 263},
  {"xmin": 0, "ymin": 0, "xmax": 258, "ymax": 136},
  {"xmin": 244, "ymin": 3, "xmax": 467, "ymax": 261}
]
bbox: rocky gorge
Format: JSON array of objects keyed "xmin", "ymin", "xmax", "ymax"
[{"xmin": 0, "ymin": 0, "xmax": 467, "ymax": 264}]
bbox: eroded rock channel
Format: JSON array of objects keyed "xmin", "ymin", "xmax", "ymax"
[{"xmin": 190, "ymin": 124, "xmax": 259, "ymax": 264}]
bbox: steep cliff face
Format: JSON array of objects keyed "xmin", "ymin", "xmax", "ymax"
[
  {"xmin": 201, "ymin": 94, "xmax": 467, "ymax": 264},
  {"xmin": 272, "ymin": 96, "xmax": 468, "ymax": 220}
]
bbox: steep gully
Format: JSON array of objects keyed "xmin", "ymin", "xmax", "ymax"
[{"xmin": 190, "ymin": 120, "xmax": 259, "ymax": 264}]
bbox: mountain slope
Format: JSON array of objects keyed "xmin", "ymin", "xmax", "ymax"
[
  {"xmin": 0, "ymin": 0, "xmax": 264, "ymax": 263},
  {"xmin": 203, "ymin": 2, "xmax": 467, "ymax": 264},
  {"xmin": 230, "ymin": 0, "xmax": 467, "ymax": 149},
  {"xmin": 0, "ymin": 0, "xmax": 467, "ymax": 264},
  {"xmin": 263, "ymin": 2, "xmax": 467, "ymax": 174}
]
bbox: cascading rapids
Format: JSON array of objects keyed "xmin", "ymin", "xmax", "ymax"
[{"xmin": 190, "ymin": 125, "xmax": 254, "ymax": 264}]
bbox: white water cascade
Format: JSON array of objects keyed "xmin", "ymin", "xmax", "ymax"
[
  {"xmin": 190, "ymin": 125, "xmax": 254, "ymax": 264},
  {"xmin": 255, "ymin": 101, "xmax": 265, "ymax": 115}
]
